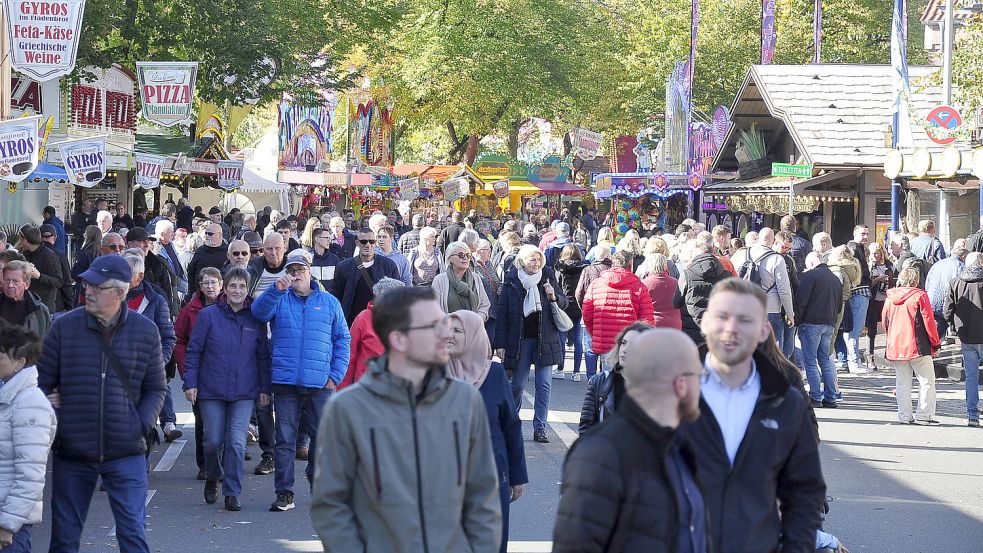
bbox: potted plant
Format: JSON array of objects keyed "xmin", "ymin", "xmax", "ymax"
[{"xmin": 735, "ymin": 124, "xmax": 771, "ymax": 179}]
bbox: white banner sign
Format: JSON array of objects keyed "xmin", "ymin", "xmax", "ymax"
[
  {"xmin": 135, "ymin": 153, "xmax": 166, "ymax": 189},
  {"xmin": 573, "ymin": 128, "xmax": 603, "ymax": 161},
  {"xmin": 217, "ymin": 160, "xmax": 244, "ymax": 191},
  {"xmin": 136, "ymin": 62, "xmax": 199, "ymax": 126},
  {"xmin": 442, "ymin": 177, "xmax": 469, "ymax": 202},
  {"xmin": 4, "ymin": 0, "xmax": 86, "ymax": 82},
  {"xmin": 0, "ymin": 116, "xmax": 41, "ymax": 184},
  {"xmin": 397, "ymin": 177, "xmax": 420, "ymax": 201},
  {"xmin": 58, "ymin": 136, "xmax": 107, "ymax": 188}
]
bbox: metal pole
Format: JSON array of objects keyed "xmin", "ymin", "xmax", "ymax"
[
  {"xmin": 812, "ymin": 0, "xmax": 822, "ymax": 64},
  {"xmin": 891, "ymin": 110, "xmax": 900, "ymax": 231},
  {"xmin": 943, "ymin": 0, "xmax": 954, "ymax": 105},
  {"xmin": 789, "ymin": 177, "xmax": 794, "ymax": 216}
]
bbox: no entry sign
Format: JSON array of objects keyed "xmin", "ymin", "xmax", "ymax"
[{"xmin": 925, "ymin": 106, "xmax": 962, "ymax": 145}]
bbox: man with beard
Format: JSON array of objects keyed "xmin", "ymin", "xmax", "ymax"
[
  {"xmin": 683, "ymin": 278, "xmax": 825, "ymax": 553},
  {"xmin": 553, "ymin": 328, "xmax": 706, "ymax": 553}
]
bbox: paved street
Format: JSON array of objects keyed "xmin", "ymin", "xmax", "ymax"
[{"xmin": 29, "ymin": 355, "xmax": 983, "ymax": 553}]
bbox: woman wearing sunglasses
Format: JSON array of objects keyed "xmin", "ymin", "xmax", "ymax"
[{"xmin": 431, "ymin": 241, "xmax": 491, "ymax": 321}]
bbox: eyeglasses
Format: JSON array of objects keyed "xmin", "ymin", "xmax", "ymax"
[
  {"xmin": 204, "ymin": 231, "xmax": 216, "ymax": 237},
  {"xmin": 84, "ymin": 282, "xmax": 118, "ymax": 292},
  {"xmin": 402, "ymin": 318, "xmax": 450, "ymax": 334},
  {"xmin": 358, "ymin": 239, "xmax": 376, "ymax": 245},
  {"xmin": 286, "ymin": 266, "xmax": 308, "ymax": 276},
  {"xmin": 230, "ymin": 251, "xmax": 249, "ymax": 257},
  {"xmin": 104, "ymin": 244, "xmax": 123, "ymax": 251},
  {"xmin": 452, "ymin": 253, "xmax": 471, "ymax": 260},
  {"xmin": 200, "ymin": 279, "xmax": 221, "ymax": 287},
  {"xmin": 251, "ymin": 248, "xmax": 264, "ymax": 255}
]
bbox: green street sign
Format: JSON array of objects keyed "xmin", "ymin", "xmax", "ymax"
[{"xmin": 771, "ymin": 163, "xmax": 813, "ymax": 179}]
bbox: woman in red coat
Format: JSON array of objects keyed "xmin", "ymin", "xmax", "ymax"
[
  {"xmin": 640, "ymin": 253, "xmax": 682, "ymax": 330},
  {"xmin": 582, "ymin": 251, "xmax": 655, "ymax": 361},
  {"xmin": 338, "ymin": 277, "xmax": 405, "ymax": 390}
]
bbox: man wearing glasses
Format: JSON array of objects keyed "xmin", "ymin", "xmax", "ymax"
[
  {"xmin": 225, "ymin": 239, "xmax": 252, "ymax": 270},
  {"xmin": 333, "ymin": 229, "xmax": 401, "ymax": 325},
  {"xmin": 311, "ymin": 227, "xmax": 340, "ymax": 293},
  {"xmin": 312, "ymin": 286, "xmax": 501, "ymax": 553},
  {"xmin": 187, "ymin": 223, "xmax": 229, "ymax": 295},
  {"xmin": 251, "ymin": 249, "xmax": 351, "ymax": 512}
]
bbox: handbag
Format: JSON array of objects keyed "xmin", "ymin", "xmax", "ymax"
[{"xmin": 550, "ymin": 300, "xmax": 574, "ymax": 332}]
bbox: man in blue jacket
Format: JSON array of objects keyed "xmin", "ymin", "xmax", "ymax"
[
  {"xmin": 42, "ymin": 205, "xmax": 68, "ymax": 255},
  {"xmin": 251, "ymin": 249, "xmax": 351, "ymax": 512},
  {"xmin": 38, "ymin": 254, "xmax": 167, "ymax": 553}
]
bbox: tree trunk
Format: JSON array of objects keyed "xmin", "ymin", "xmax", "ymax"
[
  {"xmin": 464, "ymin": 135, "xmax": 480, "ymax": 166},
  {"xmin": 507, "ymin": 120, "xmax": 522, "ymax": 159},
  {"xmin": 904, "ymin": 189, "xmax": 919, "ymax": 235}
]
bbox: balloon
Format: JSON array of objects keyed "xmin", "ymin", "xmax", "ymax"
[
  {"xmin": 629, "ymin": 209, "xmax": 639, "ymax": 221},
  {"xmin": 616, "ymin": 213, "xmax": 626, "ymax": 223},
  {"xmin": 620, "ymin": 200, "xmax": 632, "ymax": 210},
  {"xmin": 617, "ymin": 223, "xmax": 629, "ymax": 235}
]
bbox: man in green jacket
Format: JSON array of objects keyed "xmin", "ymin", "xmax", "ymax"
[{"xmin": 312, "ymin": 286, "xmax": 502, "ymax": 553}]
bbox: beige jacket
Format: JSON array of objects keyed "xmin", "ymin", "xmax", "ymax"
[{"xmin": 431, "ymin": 270, "xmax": 491, "ymax": 321}]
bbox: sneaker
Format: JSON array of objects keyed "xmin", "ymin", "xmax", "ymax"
[
  {"xmin": 969, "ymin": 419, "xmax": 980, "ymax": 428},
  {"xmin": 809, "ymin": 399, "xmax": 823, "ymax": 408},
  {"xmin": 246, "ymin": 424, "xmax": 258, "ymax": 444},
  {"xmin": 269, "ymin": 491, "xmax": 295, "ymax": 512},
  {"xmin": 821, "ymin": 400, "xmax": 838, "ymax": 409},
  {"xmin": 849, "ymin": 366, "xmax": 874, "ymax": 375},
  {"xmin": 551, "ymin": 369, "xmax": 565, "ymax": 380},
  {"xmin": 913, "ymin": 419, "xmax": 941, "ymax": 426},
  {"xmin": 572, "ymin": 373, "xmax": 582, "ymax": 382},
  {"xmin": 296, "ymin": 446, "xmax": 309, "ymax": 461},
  {"xmin": 162, "ymin": 422, "xmax": 183, "ymax": 442},
  {"xmin": 254, "ymin": 457, "xmax": 275, "ymax": 475}
]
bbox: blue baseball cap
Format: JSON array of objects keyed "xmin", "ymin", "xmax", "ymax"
[{"xmin": 79, "ymin": 255, "xmax": 132, "ymax": 285}]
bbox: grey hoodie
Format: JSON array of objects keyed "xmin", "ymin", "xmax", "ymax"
[{"xmin": 312, "ymin": 355, "xmax": 502, "ymax": 553}]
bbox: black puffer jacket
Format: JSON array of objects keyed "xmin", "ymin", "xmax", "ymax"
[
  {"xmin": 944, "ymin": 265, "xmax": 983, "ymax": 344},
  {"xmin": 37, "ymin": 306, "xmax": 167, "ymax": 462},
  {"xmin": 555, "ymin": 258, "xmax": 588, "ymax": 321},
  {"xmin": 681, "ymin": 352, "xmax": 825, "ymax": 553},
  {"xmin": 673, "ymin": 253, "xmax": 731, "ymax": 345},
  {"xmin": 578, "ymin": 369, "xmax": 623, "ymax": 434},
  {"xmin": 555, "ymin": 394, "xmax": 703, "ymax": 553},
  {"xmin": 187, "ymin": 243, "xmax": 229, "ymax": 294}
]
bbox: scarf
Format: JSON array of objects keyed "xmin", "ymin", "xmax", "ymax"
[
  {"xmin": 446, "ymin": 311, "xmax": 491, "ymax": 388},
  {"xmin": 517, "ymin": 265, "xmax": 543, "ymax": 317},
  {"xmin": 446, "ymin": 269, "xmax": 478, "ymax": 313}
]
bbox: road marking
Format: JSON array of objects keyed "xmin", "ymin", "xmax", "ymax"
[
  {"xmin": 175, "ymin": 412, "xmax": 195, "ymax": 426},
  {"xmin": 272, "ymin": 539, "xmax": 554, "ymax": 552},
  {"xmin": 109, "ymin": 489, "xmax": 156, "ymax": 537},
  {"xmin": 153, "ymin": 439, "xmax": 186, "ymax": 472},
  {"xmin": 522, "ymin": 392, "xmax": 579, "ymax": 449}
]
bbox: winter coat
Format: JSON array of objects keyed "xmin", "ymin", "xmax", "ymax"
[
  {"xmin": 183, "ymin": 300, "xmax": 272, "ymax": 401},
  {"xmin": 944, "ymin": 266, "xmax": 983, "ymax": 344},
  {"xmin": 432, "ymin": 270, "xmax": 491, "ymax": 321},
  {"xmin": 22, "ymin": 245, "xmax": 64, "ymax": 313},
  {"xmin": 582, "ymin": 267, "xmax": 655, "ymax": 354},
  {"xmin": 251, "ymin": 279, "xmax": 351, "ymax": 388},
  {"xmin": 480, "ymin": 362, "xmax": 528, "ymax": 490},
  {"xmin": 828, "ymin": 258, "xmax": 859, "ymax": 302},
  {"xmin": 333, "ymin": 255, "xmax": 401, "ymax": 323},
  {"xmin": 0, "ymin": 291, "xmax": 51, "ymax": 338},
  {"xmin": 174, "ymin": 292, "xmax": 211, "ymax": 377},
  {"xmin": 493, "ymin": 266, "xmax": 568, "ymax": 370},
  {"xmin": 642, "ymin": 273, "xmax": 681, "ymax": 330},
  {"xmin": 37, "ymin": 306, "xmax": 167, "ymax": 462},
  {"xmin": 730, "ymin": 245, "xmax": 794, "ymax": 316},
  {"xmin": 127, "ymin": 282, "xmax": 176, "ymax": 362},
  {"xmin": 926, "ymin": 256, "xmax": 965, "ymax": 313},
  {"xmin": 794, "ymin": 263, "xmax": 843, "ymax": 326},
  {"xmin": 311, "ymin": 248, "xmax": 341, "ymax": 293},
  {"xmin": 882, "ymin": 286, "xmax": 940, "ymax": 361},
  {"xmin": 554, "ymin": 394, "xmax": 703, "ymax": 553},
  {"xmin": 329, "ymin": 229, "xmax": 358, "ymax": 259},
  {"xmin": 187, "ymin": 243, "xmax": 229, "ymax": 294},
  {"xmin": 681, "ymin": 351, "xmax": 825, "ymax": 553},
  {"xmin": 45, "ymin": 243, "xmax": 75, "ymax": 312},
  {"xmin": 339, "ymin": 302, "xmax": 384, "ymax": 391},
  {"xmin": 311, "ymin": 356, "xmax": 502, "ymax": 553},
  {"xmin": 673, "ymin": 252, "xmax": 731, "ymax": 345},
  {"xmin": 574, "ymin": 260, "xmax": 612, "ymax": 307},
  {"xmin": 578, "ymin": 369, "xmax": 623, "ymax": 434},
  {"xmin": 545, "ymin": 237, "xmax": 582, "ymax": 270},
  {"xmin": 0, "ymin": 366, "xmax": 56, "ymax": 532},
  {"xmin": 436, "ymin": 221, "xmax": 465, "ymax": 253},
  {"xmin": 555, "ymin": 259, "xmax": 588, "ymax": 321}
]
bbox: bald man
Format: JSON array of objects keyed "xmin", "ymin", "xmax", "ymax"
[
  {"xmin": 554, "ymin": 329, "xmax": 706, "ymax": 553},
  {"xmin": 186, "ymin": 223, "xmax": 229, "ymax": 294}
]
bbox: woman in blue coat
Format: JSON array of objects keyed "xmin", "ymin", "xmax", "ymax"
[
  {"xmin": 184, "ymin": 267, "xmax": 272, "ymax": 512},
  {"xmin": 493, "ymin": 245, "xmax": 568, "ymax": 443},
  {"xmin": 446, "ymin": 310, "xmax": 527, "ymax": 553}
]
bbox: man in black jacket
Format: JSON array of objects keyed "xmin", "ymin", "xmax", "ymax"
[
  {"xmin": 686, "ymin": 277, "xmax": 825, "ymax": 553},
  {"xmin": 944, "ymin": 251, "xmax": 983, "ymax": 427},
  {"xmin": 795, "ymin": 253, "xmax": 845, "ymax": 407},
  {"xmin": 41, "ymin": 224, "xmax": 75, "ymax": 312},
  {"xmin": 673, "ymin": 235, "xmax": 732, "ymax": 348},
  {"xmin": 186, "ymin": 223, "xmax": 229, "ymax": 295},
  {"xmin": 126, "ymin": 227, "xmax": 177, "ymax": 313},
  {"xmin": 17, "ymin": 224, "xmax": 65, "ymax": 313},
  {"xmin": 554, "ymin": 328, "xmax": 706, "ymax": 553},
  {"xmin": 436, "ymin": 211, "xmax": 465, "ymax": 252}
]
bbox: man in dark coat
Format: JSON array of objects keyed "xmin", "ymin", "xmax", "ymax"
[
  {"xmin": 43, "ymin": 205, "xmax": 69, "ymax": 255},
  {"xmin": 38, "ymin": 254, "xmax": 167, "ymax": 553},
  {"xmin": 126, "ymin": 227, "xmax": 177, "ymax": 313},
  {"xmin": 795, "ymin": 253, "xmax": 845, "ymax": 407},
  {"xmin": 436, "ymin": 211, "xmax": 466, "ymax": 252},
  {"xmin": 944, "ymin": 251, "xmax": 983, "ymax": 427},
  {"xmin": 672, "ymin": 238, "xmax": 731, "ymax": 348},
  {"xmin": 554, "ymin": 329, "xmax": 706, "ymax": 553},
  {"xmin": 41, "ymin": 224, "xmax": 75, "ymax": 312},
  {"xmin": 333, "ymin": 229, "xmax": 400, "ymax": 324},
  {"xmin": 17, "ymin": 224, "xmax": 65, "ymax": 313},
  {"xmin": 187, "ymin": 223, "xmax": 229, "ymax": 295}
]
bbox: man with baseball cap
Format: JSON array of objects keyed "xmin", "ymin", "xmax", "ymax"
[
  {"xmin": 38, "ymin": 254, "xmax": 167, "ymax": 553},
  {"xmin": 251, "ymin": 249, "xmax": 351, "ymax": 512},
  {"xmin": 127, "ymin": 227, "xmax": 177, "ymax": 313}
]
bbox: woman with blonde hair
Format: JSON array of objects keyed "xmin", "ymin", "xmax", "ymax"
[
  {"xmin": 636, "ymin": 235, "xmax": 679, "ymax": 279},
  {"xmin": 299, "ymin": 218, "xmax": 321, "ymax": 250},
  {"xmin": 589, "ymin": 227, "xmax": 616, "ymax": 261},
  {"xmin": 615, "ymin": 229, "xmax": 644, "ymax": 272},
  {"xmin": 495, "ymin": 231, "xmax": 522, "ymax": 280},
  {"xmin": 866, "ymin": 242, "xmax": 893, "ymax": 369}
]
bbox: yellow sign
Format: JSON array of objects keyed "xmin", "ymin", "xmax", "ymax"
[{"xmin": 7, "ymin": 182, "xmax": 17, "ymax": 194}]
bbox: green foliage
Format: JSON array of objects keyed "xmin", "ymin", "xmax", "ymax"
[{"xmin": 950, "ymin": 16, "xmax": 983, "ymax": 114}]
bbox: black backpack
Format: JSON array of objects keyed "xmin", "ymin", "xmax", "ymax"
[{"xmin": 737, "ymin": 249, "xmax": 777, "ymax": 292}]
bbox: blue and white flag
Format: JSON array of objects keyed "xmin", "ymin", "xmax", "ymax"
[{"xmin": 891, "ymin": 0, "xmax": 914, "ymax": 148}]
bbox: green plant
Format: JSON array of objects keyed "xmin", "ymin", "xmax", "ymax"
[{"xmin": 738, "ymin": 124, "xmax": 768, "ymax": 161}]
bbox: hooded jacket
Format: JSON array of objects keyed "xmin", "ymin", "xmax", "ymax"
[
  {"xmin": 582, "ymin": 267, "xmax": 655, "ymax": 354},
  {"xmin": 311, "ymin": 356, "xmax": 502, "ymax": 553},
  {"xmin": 555, "ymin": 258, "xmax": 588, "ymax": 321},
  {"xmin": 828, "ymin": 257, "xmax": 860, "ymax": 303},
  {"xmin": 882, "ymin": 286, "xmax": 940, "ymax": 361},
  {"xmin": 673, "ymin": 252, "xmax": 731, "ymax": 344},
  {"xmin": 0, "ymin": 366, "xmax": 56, "ymax": 533},
  {"xmin": 944, "ymin": 265, "xmax": 983, "ymax": 344}
]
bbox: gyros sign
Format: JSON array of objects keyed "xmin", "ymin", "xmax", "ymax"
[
  {"xmin": 4, "ymin": 0, "xmax": 86, "ymax": 81},
  {"xmin": 0, "ymin": 116, "xmax": 41, "ymax": 183}
]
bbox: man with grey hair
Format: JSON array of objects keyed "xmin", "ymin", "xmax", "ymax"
[
  {"xmin": 673, "ymin": 232, "xmax": 732, "ymax": 347},
  {"xmin": 95, "ymin": 210, "xmax": 114, "ymax": 234},
  {"xmin": 730, "ymin": 227, "xmax": 795, "ymax": 353},
  {"xmin": 926, "ymin": 239, "xmax": 969, "ymax": 338},
  {"xmin": 237, "ymin": 213, "xmax": 257, "ymax": 239},
  {"xmin": 521, "ymin": 223, "xmax": 539, "ymax": 247},
  {"xmin": 545, "ymin": 222, "xmax": 581, "ymax": 270},
  {"xmin": 225, "ymin": 239, "xmax": 252, "ymax": 270},
  {"xmin": 944, "ymin": 251, "xmax": 983, "ymax": 426},
  {"xmin": 187, "ymin": 223, "xmax": 229, "ymax": 294},
  {"xmin": 39, "ymin": 254, "xmax": 167, "ymax": 552},
  {"xmin": 397, "ymin": 213, "xmax": 425, "ymax": 255}
]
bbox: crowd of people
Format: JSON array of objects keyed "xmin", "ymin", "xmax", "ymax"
[{"xmin": 0, "ymin": 195, "xmax": 978, "ymax": 552}]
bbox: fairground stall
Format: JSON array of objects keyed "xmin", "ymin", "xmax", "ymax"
[{"xmin": 592, "ymin": 172, "xmax": 702, "ymax": 237}]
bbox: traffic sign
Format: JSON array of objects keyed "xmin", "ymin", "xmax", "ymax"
[
  {"xmin": 925, "ymin": 105, "xmax": 962, "ymax": 145},
  {"xmin": 771, "ymin": 163, "xmax": 812, "ymax": 179}
]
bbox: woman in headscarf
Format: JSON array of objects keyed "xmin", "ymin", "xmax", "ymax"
[
  {"xmin": 494, "ymin": 245, "xmax": 568, "ymax": 443},
  {"xmin": 446, "ymin": 311, "xmax": 527, "ymax": 553},
  {"xmin": 431, "ymin": 241, "xmax": 491, "ymax": 321}
]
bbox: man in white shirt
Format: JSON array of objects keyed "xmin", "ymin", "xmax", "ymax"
[{"xmin": 681, "ymin": 277, "xmax": 825, "ymax": 553}]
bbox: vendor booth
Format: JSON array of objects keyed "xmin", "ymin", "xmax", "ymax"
[{"xmin": 593, "ymin": 172, "xmax": 701, "ymax": 237}]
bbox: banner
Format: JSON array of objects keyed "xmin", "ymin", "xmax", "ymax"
[
  {"xmin": 761, "ymin": 0, "xmax": 777, "ymax": 64},
  {"xmin": 442, "ymin": 177, "xmax": 468, "ymax": 202},
  {"xmin": 573, "ymin": 128, "xmax": 603, "ymax": 160},
  {"xmin": 136, "ymin": 62, "xmax": 198, "ymax": 126},
  {"xmin": 58, "ymin": 136, "xmax": 107, "ymax": 188},
  {"xmin": 397, "ymin": 177, "xmax": 420, "ymax": 201},
  {"xmin": 891, "ymin": 0, "xmax": 913, "ymax": 149},
  {"xmin": 134, "ymin": 153, "xmax": 166, "ymax": 189},
  {"xmin": 278, "ymin": 95, "xmax": 332, "ymax": 171},
  {"xmin": 0, "ymin": 116, "xmax": 41, "ymax": 184},
  {"xmin": 4, "ymin": 0, "xmax": 86, "ymax": 81},
  {"xmin": 217, "ymin": 160, "xmax": 244, "ymax": 191},
  {"xmin": 492, "ymin": 179, "xmax": 509, "ymax": 199}
]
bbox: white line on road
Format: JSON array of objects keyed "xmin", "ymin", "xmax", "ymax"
[
  {"xmin": 109, "ymin": 489, "xmax": 156, "ymax": 537},
  {"xmin": 523, "ymin": 392, "xmax": 579, "ymax": 449},
  {"xmin": 273, "ymin": 539, "xmax": 554, "ymax": 552},
  {"xmin": 153, "ymin": 439, "xmax": 187, "ymax": 472}
]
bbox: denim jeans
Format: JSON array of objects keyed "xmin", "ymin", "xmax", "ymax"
[
  {"xmin": 199, "ymin": 399, "xmax": 254, "ymax": 497},
  {"xmin": 844, "ymin": 293, "xmax": 870, "ymax": 367},
  {"xmin": 255, "ymin": 399, "xmax": 275, "ymax": 460},
  {"xmin": 961, "ymin": 343, "xmax": 983, "ymax": 421},
  {"xmin": 583, "ymin": 327, "xmax": 598, "ymax": 379},
  {"xmin": 767, "ymin": 313, "xmax": 787, "ymax": 351},
  {"xmin": 159, "ymin": 382, "xmax": 176, "ymax": 425},
  {"xmin": 561, "ymin": 318, "xmax": 584, "ymax": 374},
  {"xmin": 799, "ymin": 324, "xmax": 838, "ymax": 402},
  {"xmin": 273, "ymin": 388, "xmax": 332, "ymax": 494},
  {"xmin": 509, "ymin": 338, "xmax": 552, "ymax": 433},
  {"xmin": 0, "ymin": 524, "xmax": 31, "ymax": 552},
  {"xmin": 49, "ymin": 454, "xmax": 149, "ymax": 553}
]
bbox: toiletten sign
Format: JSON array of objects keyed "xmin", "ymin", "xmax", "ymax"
[{"xmin": 4, "ymin": 0, "xmax": 86, "ymax": 81}]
